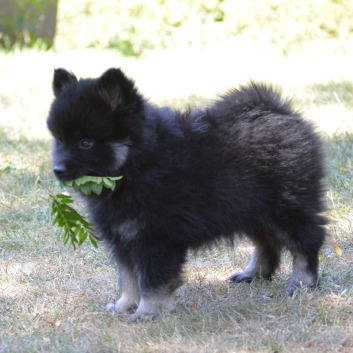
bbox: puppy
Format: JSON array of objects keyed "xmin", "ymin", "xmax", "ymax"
[{"xmin": 47, "ymin": 68, "xmax": 327, "ymax": 322}]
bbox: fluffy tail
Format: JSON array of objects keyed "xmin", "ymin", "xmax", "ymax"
[{"xmin": 213, "ymin": 82, "xmax": 295, "ymax": 116}]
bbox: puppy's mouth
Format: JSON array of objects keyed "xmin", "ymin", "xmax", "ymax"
[
  {"xmin": 53, "ymin": 166, "xmax": 117, "ymax": 183},
  {"xmin": 54, "ymin": 173, "xmax": 79, "ymax": 182}
]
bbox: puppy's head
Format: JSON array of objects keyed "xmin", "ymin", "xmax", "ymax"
[{"xmin": 47, "ymin": 68, "xmax": 144, "ymax": 181}]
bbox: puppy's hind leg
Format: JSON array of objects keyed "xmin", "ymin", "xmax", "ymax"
[
  {"xmin": 229, "ymin": 235, "xmax": 281, "ymax": 283},
  {"xmin": 287, "ymin": 224, "xmax": 326, "ymax": 296}
]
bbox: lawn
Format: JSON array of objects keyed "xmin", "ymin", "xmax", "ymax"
[{"xmin": 1, "ymin": 1, "xmax": 353, "ymax": 352}]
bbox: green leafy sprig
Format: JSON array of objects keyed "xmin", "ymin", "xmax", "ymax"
[
  {"xmin": 63, "ymin": 176, "xmax": 122, "ymax": 196},
  {"xmin": 50, "ymin": 192, "xmax": 99, "ymax": 248},
  {"xmin": 49, "ymin": 175, "xmax": 122, "ymax": 248}
]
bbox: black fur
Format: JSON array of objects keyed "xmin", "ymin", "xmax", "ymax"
[{"xmin": 47, "ymin": 68, "xmax": 327, "ymax": 320}]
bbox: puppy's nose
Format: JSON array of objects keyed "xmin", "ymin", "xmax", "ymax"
[{"xmin": 53, "ymin": 163, "xmax": 66, "ymax": 176}]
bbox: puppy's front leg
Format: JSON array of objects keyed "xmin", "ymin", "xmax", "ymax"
[
  {"xmin": 127, "ymin": 288, "xmax": 176, "ymax": 323},
  {"xmin": 127, "ymin": 243, "xmax": 187, "ymax": 322},
  {"xmin": 105, "ymin": 265, "xmax": 140, "ymax": 314}
]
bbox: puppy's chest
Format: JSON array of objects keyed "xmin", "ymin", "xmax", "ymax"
[
  {"xmin": 112, "ymin": 218, "xmax": 142, "ymax": 241},
  {"xmin": 90, "ymin": 203, "xmax": 142, "ymax": 240},
  {"xmin": 92, "ymin": 207, "xmax": 144, "ymax": 242}
]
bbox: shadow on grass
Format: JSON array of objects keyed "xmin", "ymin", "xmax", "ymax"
[
  {"xmin": 0, "ymin": 128, "xmax": 60, "ymax": 260},
  {"xmin": 325, "ymin": 132, "xmax": 353, "ymax": 212}
]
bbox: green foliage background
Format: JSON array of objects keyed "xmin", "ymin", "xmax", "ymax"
[
  {"xmin": 2, "ymin": 0, "xmax": 353, "ymax": 54},
  {"xmin": 0, "ymin": 0, "xmax": 57, "ymax": 50}
]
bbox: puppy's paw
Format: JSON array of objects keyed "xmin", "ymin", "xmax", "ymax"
[
  {"xmin": 127, "ymin": 312, "xmax": 158, "ymax": 324},
  {"xmin": 105, "ymin": 302, "xmax": 116, "ymax": 313},
  {"xmin": 286, "ymin": 280, "xmax": 316, "ymax": 298},
  {"xmin": 126, "ymin": 293, "xmax": 175, "ymax": 323},
  {"xmin": 228, "ymin": 271, "xmax": 254, "ymax": 283},
  {"xmin": 105, "ymin": 296, "xmax": 138, "ymax": 314}
]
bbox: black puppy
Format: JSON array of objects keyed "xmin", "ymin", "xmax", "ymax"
[{"xmin": 47, "ymin": 68, "xmax": 327, "ymax": 322}]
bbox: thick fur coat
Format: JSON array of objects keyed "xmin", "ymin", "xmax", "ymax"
[{"xmin": 47, "ymin": 68, "xmax": 327, "ymax": 322}]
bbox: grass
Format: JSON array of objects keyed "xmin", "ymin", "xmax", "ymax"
[{"xmin": 1, "ymin": 1, "xmax": 353, "ymax": 352}]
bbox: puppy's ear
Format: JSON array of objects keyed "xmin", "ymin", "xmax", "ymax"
[
  {"xmin": 98, "ymin": 68, "xmax": 138, "ymax": 110},
  {"xmin": 53, "ymin": 68, "xmax": 78, "ymax": 97}
]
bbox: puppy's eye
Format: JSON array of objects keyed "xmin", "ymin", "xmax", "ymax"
[
  {"xmin": 57, "ymin": 138, "xmax": 62, "ymax": 144},
  {"xmin": 79, "ymin": 139, "xmax": 93, "ymax": 149}
]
